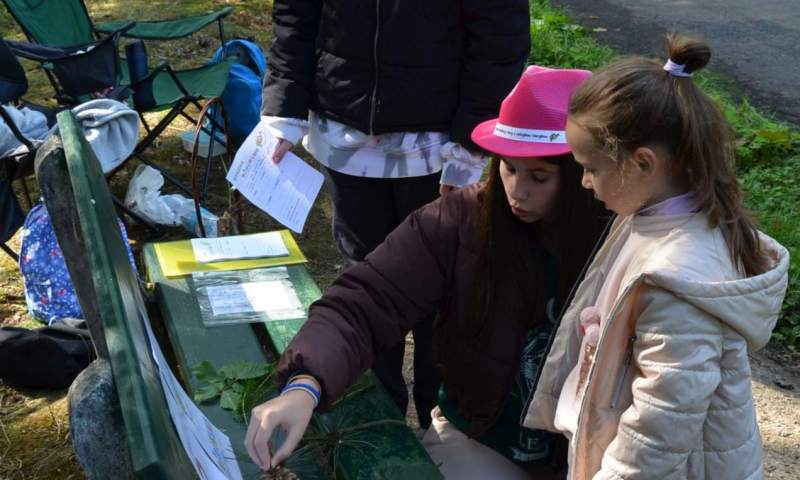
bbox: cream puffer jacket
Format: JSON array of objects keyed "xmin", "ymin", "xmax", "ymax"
[{"xmin": 524, "ymin": 212, "xmax": 790, "ymax": 480}]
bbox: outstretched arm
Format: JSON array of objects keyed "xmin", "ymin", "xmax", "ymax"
[{"xmin": 245, "ymin": 192, "xmax": 467, "ymax": 468}]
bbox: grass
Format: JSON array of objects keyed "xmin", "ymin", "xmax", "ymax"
[{"xmin": 530, "ymin": 0, "xmax": 800, "ymax": 351}]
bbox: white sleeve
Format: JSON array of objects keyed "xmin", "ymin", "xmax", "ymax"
[
  {"xmin": 439, "ymin": 142, "xmax": 489, "ymax": 187},
  {"xmin": 262, "ymin": 115, "xmax": 310, "ymax": 146}
]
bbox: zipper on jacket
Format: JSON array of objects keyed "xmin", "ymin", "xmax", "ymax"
[
  {"xmin": 520, "ymin": 217, "xmax": 615, "ymax": 423},
  {"xmin": 609, "ymin": 335, "xmax": 637, "ymax": 409},
  {"xmin": 571, "ymin": 280, "xmax": 640, "ymax": 456},
  {"xmin": 368, "ymin": 0, "xmax": 381, "ymax": 135}
]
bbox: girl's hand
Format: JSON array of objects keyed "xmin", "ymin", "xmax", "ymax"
[
  {"xmin": 244, "ymin": 388, "xmax": 316, "ymax": 470},
  {"xmin": 271, "ymin": 138, "xmax": 293, "ymax": 164}
]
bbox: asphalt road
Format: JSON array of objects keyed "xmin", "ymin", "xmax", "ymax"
[{"xmin": 550, "ymin": 0, "xmax": 800, "ymax": 124}]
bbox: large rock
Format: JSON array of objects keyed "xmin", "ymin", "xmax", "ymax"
[{"xmin": 68, "ymin": 359, "xmax": 133, "ymax": 479}]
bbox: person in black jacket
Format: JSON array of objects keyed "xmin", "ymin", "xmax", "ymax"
[{"xmin": 261, "ymin": 0, "xmax": 531, "ymax": 430}]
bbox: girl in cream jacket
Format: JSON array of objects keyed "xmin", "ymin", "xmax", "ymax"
[{"xmin": 525, "ymin": 34, "xmax": 790, "ymax": 480}]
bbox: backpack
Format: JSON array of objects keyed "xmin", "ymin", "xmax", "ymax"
[
  {"xmin": 19, "ymin": 202, "xmax": 137, "ymax": 325},
  {"xmin": 210, "ymin": 39, "xmax": 267, "ymax": 146},
  {"xmin": 0, "ymin": 318, "xmax": 94, "ymax": 389}
]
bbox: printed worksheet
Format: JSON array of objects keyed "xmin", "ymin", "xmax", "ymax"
[
  {"xmin": 191, "ymin": 231, "xmax": 289, "ymax": 264},
  {"xmin": 226, "ymin": 120, "xmax": 324, "ymax": 233},
  {"xmin": 140, "ymin": 312, "xmax": 243, "ymax": 480},
  {"xmin": 205, "ymin": 280, "xmax": 303, "ymax": 318}
]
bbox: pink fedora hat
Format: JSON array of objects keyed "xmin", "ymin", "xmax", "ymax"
[{"xmin": 472, "ymin": 65, "xmax": 592, "ymax": 158}]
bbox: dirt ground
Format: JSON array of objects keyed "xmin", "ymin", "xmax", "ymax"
[{"xmin": 750, "ymin": 345, "xmax": 800, "ymax": 479}]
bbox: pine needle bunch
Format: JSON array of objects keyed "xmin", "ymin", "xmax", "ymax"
[{"xmin": 193, "ymin": 361, "xmax": 411, "ymax": 478}]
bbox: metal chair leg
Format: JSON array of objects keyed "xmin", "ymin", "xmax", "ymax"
[
  {"xmin": 1, "ymin": 243, "xmax": 19, "ymax": 262},
  {"xmin": 17, "ymin": 177, "xmax": 33, "ymax": 210},
  {"xmin": 111, "ymin": 195, "xmax": 160, "ymax": 235}
]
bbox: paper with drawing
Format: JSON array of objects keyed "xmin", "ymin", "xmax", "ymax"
[{"xmin": 226, "ymin": 119, "xmax": 324, "ymax": 233}]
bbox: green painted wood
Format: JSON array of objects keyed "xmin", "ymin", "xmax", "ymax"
[
  {"xmin": 263, "ymin": 266, "xmax": 321, "ymax": 354},
  {"xmin": 56, "ymin": 111, "xmax": 194, "ymax": 479},
  {"xmin": 143, "ymin": 244, "xmax": 269, "ymax": 479},
  {"xmin": 313, "ymin": 371, "xmax": 443, "ymax": 480},
  {"xmin": 144, "ymin": 246, "xmax": 442, "ymax": 479}
]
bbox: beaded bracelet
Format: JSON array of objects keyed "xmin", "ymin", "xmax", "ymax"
[{"xmin": 281, "ymin": 382, "xmax": 321, "ymax": 407}]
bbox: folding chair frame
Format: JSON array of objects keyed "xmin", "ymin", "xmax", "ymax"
[
  {"xmin": 0, "ymin": 99, "xmax": 38, "ymax": 209},
  {"xmin": 3, "ymin": 2, "xmax": 236, "ymax": 233},
  {"xmin": 122, "ymin": 63, "xmax": 229, "ymax": 202}
]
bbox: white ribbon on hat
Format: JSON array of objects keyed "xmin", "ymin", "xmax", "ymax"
[
  {"xmin": 493, "ymin": 123, "xmax": 567, "ymax": 144},
  {"xmin": 663, "ymin": 59, "xmax": 693, "ymax": 78}
]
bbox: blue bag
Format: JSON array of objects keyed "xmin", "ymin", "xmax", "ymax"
[
  {"xmin": 210, "ymin": 39, "xmax": 267, "ymax": 146},
  {"xmin": 19, "ymin": 202, "xmax": 137, "ymax": 325}
]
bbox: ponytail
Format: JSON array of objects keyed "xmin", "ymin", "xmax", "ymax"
[{"xmin": 569, "ymin": 33, "xmax": 769, "ymax": 275}]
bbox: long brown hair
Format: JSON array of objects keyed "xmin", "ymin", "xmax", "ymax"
[
  {"xmin": 568, "ymin": 33, "xmax": 768, "ymax": 276},
  {"xmin": 468, "ymin": 154, "xmax": 609, "ymax": 339}
]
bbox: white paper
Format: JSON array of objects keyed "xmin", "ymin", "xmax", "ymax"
[
  {"xmin": 141, "ymin": 313, "xmax": 244, "ymax": 480},
  {"xmin": 226, "ymin": 119, "xmax": 324, "ymax": 233},
  {"xmin": 191, "ymin": 231, "xmax": 289, "ymax": 264},
  {"xmin": 206, "ymin": 280, "xmax": 303, "ymax": 319}
]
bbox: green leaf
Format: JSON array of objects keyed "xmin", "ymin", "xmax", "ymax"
[
  {"xmin": 194, "ymin": 383, "xmax": 222, "ymax": 403},
  {"xmin": 220, "ymin": 389, "xmax": 243, "ymax": 411},
  {"xmin": 219, "ymin": 361, "xmax": 270, "ymax": 380},
  {"xmin": 192, "ymin": 361, "xmax": 222, "ymax": 384}
]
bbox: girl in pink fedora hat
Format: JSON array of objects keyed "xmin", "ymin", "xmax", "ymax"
[{"xmin": 245, "ymin": 66, "xmax": 609, "ymax": 479}]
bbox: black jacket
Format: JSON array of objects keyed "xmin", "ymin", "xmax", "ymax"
[{"xmin": 262, "ymin": 0, "xmax": 530, "ymax": 149}]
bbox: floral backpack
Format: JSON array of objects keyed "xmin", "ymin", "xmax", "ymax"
[{"xmin": 19, "ymin": 202, "xmax": 137, "ymax": 325}]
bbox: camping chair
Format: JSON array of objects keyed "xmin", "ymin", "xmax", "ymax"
[
  {"xmin": 1, "ymin": 37, "xmax": 161, "ymax": 235},
  {"xmin": 2, "ymin": 0, "xmax": 235, "ymax": 197},
  {"xmin": 5, "ymin": 32, "xmax": 130, "ymax": 106},
  {"xmin": 0, "ymin": 170, "xmax": 24, "ymax": 261},
  {"xmin": 1, "ymin": 0, "xmax": 133, "ymax": 106},
  {"xmin": 0, "ymin": 36, "xmax": 57, "ymax": 260}
]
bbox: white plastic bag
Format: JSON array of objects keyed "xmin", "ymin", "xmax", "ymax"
[
  {"xmin": 124, "ymin": 165, "xmax": 219, "ymax": 237},
  {"xmin": 124, "ymin": 165, "xmax": 180, "ymax": 225},
  {"xmin": 161, "ymin": 194, "xmax": 219, "ymax": 238}
]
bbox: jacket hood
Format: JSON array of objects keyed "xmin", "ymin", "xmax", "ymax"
[{"xmin": 636, "ymin": 218, "xmax": 790, "ymax": 352}]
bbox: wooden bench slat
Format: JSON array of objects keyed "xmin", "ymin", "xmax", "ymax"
[
  {"xmin": 145, "ymin": 246, "xmax": 442, "ymax": 479},
  {"xmin": 54, "ymin": 111, "xmax": 195, "ymax": 478},
  {"xmin": 143, "ymin": 244, "xmax": 269, "ymax": 478}
]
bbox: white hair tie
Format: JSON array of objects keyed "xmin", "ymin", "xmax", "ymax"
[{"xmin": 663, "ymin": 59, "xmax": 693, "ymax": 78}]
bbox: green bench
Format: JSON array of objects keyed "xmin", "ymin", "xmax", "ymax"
[{"xmin": 39, "ymin": 110, "xmax": 442, "ymax": 479}]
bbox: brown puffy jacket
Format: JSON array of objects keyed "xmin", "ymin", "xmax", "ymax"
[{"xmin": 277, "ymin": 184, "xmax": 535, "ymax": 436}]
